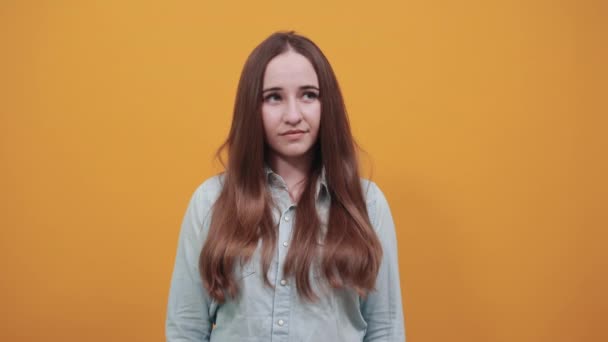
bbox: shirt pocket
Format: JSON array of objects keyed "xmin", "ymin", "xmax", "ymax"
[{"xmin": 235, "ymin": 259, "xmax": 256, "ymax": 279}]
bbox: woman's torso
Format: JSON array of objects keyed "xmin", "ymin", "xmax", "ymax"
[{"xmin": 203, "ymin": 170, "xmax": 377, "ymax": 341}]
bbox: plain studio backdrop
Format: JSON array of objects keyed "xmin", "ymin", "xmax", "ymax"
[{"xmin": 0, "ymin": 1, "xmax": 606, "ymax": 341}]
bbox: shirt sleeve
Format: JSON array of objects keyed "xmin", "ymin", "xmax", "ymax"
[
  {"xmin": 361, "ymin": 182, "xmax": 406, "ymax": 342},
  {"xmin": 166, "ymin": 183, "xmax": 215, "ymax": 342}
]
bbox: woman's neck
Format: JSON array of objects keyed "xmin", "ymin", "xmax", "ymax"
[{"xmin": 267, "ymin": 153, "xmax": 312, "ymax": 203}]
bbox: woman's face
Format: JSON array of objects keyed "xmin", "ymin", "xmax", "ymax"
[{"xmin": 261, "ymin": 50, "xmax": 321, "ymax": 164}]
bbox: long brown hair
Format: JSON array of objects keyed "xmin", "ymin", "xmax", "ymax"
[{"xmin": 199, "ymin": 31, "xmax": 382, "ymax": 302}]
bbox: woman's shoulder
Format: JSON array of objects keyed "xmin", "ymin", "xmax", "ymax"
[
  {"xmin": 187, "ymin": 173, "xmax": 226, "ymax": 214},
  {"xmin": 359, "ymin": 178, "xmax": 385, "ymax": 204},
  {"xmin": 359, "ymin": 178, "xmax": 391, "ymax": 227},
  {"xmin": 189, "ymin": 174, "xmax": 386, "ymax": 207},
  {"xmin": 193, "ymin": 173, "xmax": 225, "ymax": 196}
]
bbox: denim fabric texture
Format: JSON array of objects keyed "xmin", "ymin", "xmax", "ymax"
[{"xmin": 166, "ymin": 167, "xmax": 406, "ymax": 341}]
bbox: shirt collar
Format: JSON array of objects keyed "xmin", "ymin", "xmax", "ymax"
[{"xmin": 264, "ymin": 164, "xmax": 328, "ymax": 200}]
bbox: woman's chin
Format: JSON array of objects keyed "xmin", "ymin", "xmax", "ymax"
[{"xmin": 275, "ymin": 148, "xmax": 314, "ymax": 160}]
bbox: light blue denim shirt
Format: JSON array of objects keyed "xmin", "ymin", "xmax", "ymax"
[{"xmin": 166, "ymin": 168, "xmax": 406, "ymax": 341}]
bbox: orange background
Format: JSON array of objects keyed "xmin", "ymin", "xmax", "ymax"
[{"xmin": 1, "ymin": 1, "xmax": 606, "ymax": 341}]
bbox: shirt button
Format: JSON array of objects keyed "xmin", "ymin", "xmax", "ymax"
[
  {"xmin": 278, "ymin": 319, "xmax": 284, "ymax": 326},
  {"xmin": 282, "ymin": 241, "xmax": 288, "ymax": 247},
  {"xmin": 280, "ymin": 279, "xmax": 287, "ymax": 286},
  {"xmin": 284, "ymin": 216, "xmax": 290, "ymax": 222}
]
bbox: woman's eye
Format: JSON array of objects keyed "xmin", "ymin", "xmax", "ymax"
[
  {"xmin": 264, "ymin": 93, "xmax": 281, "ymax": 103},
  {"xmin": 303, "ymin": 92, "xmax": 319, "ymax": 100}
]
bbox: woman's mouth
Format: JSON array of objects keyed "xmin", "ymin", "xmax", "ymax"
[{"xmin": 281, "ymin": 130, "xmax": 307, "ymax": 139}]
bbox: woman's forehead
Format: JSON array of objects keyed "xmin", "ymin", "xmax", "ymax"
[{"xmin": 263, "ymin": 51, "xmax": 319, "ymax": 88}]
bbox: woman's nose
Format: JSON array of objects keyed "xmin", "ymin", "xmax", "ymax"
[{"xmin": 283, "ymin": 97, "xmax": 303, "ymax": 124}]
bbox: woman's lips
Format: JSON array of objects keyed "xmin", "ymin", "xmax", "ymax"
[{"xmin": 282, "ymin": 131, "xmax": 306, "ymax": 139}]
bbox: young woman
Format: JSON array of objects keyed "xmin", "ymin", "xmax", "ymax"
[{"xmin": 166, "ymin": 31, "xmax": 405, "ymax": 341}]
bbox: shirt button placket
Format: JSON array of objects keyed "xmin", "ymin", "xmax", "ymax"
[{"xmin": 272, "ymin": 206, "xmax": 294, "ymax": 340}]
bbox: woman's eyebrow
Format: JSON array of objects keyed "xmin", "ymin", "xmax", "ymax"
[
  {"xmin": 262, "ymin": 87, "xmax": 282, "ymax": 93},
  {"xmin": 300, "ymin": 85, "xmax": 320, "ymax": 91}
]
